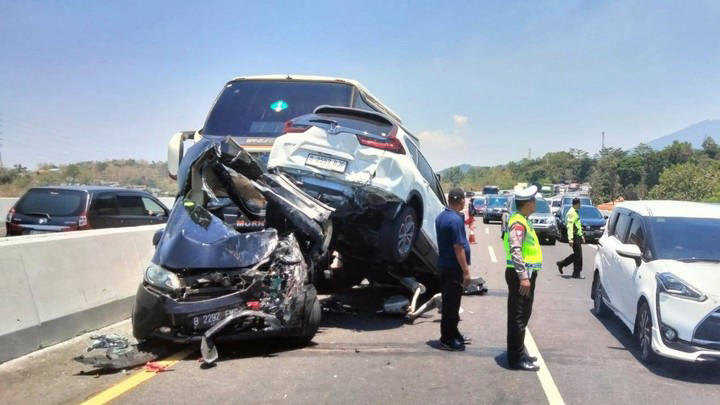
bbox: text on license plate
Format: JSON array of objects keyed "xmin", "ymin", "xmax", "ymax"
[
  {"xmin": 191, "ymin": 307, "xmax": 243, "ymax": 329},
  {"xmin": 305, "ymin": 153, "xmax": 347, "ymax": 173}
]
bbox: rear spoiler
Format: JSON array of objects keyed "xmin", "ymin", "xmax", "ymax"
[{"xmin": 313, "ymin": 105, "xmax": 394, "ymax": 127}]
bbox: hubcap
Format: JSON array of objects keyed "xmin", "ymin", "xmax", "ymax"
[
  {"xmin": 397, "ymin": 215, "xmax": 415, "ymax": 256},
  {"xmin": 639, "ymin": 308, "xmax": 652, "ymax": 358}
]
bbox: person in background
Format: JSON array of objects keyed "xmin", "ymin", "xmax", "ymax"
[
  {"xmin": 435, "ymin": 187, "xmax": 472, "ymax": 351},
  {"xmin": 557, "ymin": 197, "xmax": 585, "ymax": 279},
  {"xmin": 503, "ymin": 186, "xmax": 542, "ymax": 371}
]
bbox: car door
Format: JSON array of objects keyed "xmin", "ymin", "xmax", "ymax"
[
  {"xmin": 616, "ymin": 215, "xmax": 646, "ymax": 319},
  {"xmin": 141, "ymin": 196, "xmax": 169, "ymax": 224},
  {"xmin": 405, "ymin": 139, "xmax": 445, "ymax": 246},
  {"xmin": 87, "ymin": 192, "xmax": 121, "ymax": 229},
  {"xmin": 116, "ymin": 193, "xmax": 150, "ymax": 227},
  {"xmin": 603, "ymin": 210, "xmax": 632, "ymax": 312}
]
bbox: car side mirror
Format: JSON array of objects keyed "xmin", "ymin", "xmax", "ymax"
[
  {"xmin": 152, "ymin": 229, "xmax": 164, "ymax": 246},
  {"xmin": 617, "ymin": 244, "xmax": 642, "ymax": 266},
  {"xmin": 167, "ymin": 130, "xmax": 195, "ymax": 180}
]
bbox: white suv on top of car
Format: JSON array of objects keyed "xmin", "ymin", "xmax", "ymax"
[
  {"xmin": 592, "ymin": 201, "xmax": 720, "ymax": 364},
  {"xmin": 267, "ymin": 105, "xmax": 446, "ymax": 278}
]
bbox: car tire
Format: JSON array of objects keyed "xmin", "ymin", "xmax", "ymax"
[
  {"xmin": 635, "ymin": 301, "xmax": 659, "ymax": 365},
  {"xmin": 131, "ymin": 302, "xmax": 153, "ymax": 341},
  {"xmin": 380, "ymin": 205, "xmax": 418, "ymax": 263},
  {"xmin": 592, "ymin": 275, "xmax": 610, "ymax": 318},
  {"xmin": 294, "ymin": 285, "xmax": 321, "ymax": 345},
  {"xmin": 483, "ymin": 217, "xmax": 489, "ymax": 224}
]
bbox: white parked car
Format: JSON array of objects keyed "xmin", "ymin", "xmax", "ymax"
[
  {"xmin": 592, "ymin": 201, "xmax": 720, "ymax": 364},
  {"xmin": 268, "ymin": 105, "xmax": 446, "ymax": 284}
]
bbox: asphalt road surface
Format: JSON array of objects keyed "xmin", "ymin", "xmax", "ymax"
[{"xmin": 2, "ymin": 221, "xmax": 719, "ymax": 404}]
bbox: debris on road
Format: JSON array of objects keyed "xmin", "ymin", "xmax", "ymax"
[{"xmin": 463, "ymin": 277, "xmax": 488, "ymax": 295}]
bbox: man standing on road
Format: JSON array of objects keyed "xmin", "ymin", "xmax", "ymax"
[
  {"xmin": 503, "ymin": 186, "xmax": 542, "ymax": 371},
  {"xmin": 435, "ymin": 187, "xmax": 472, "ymax": 351},
  {"xmin": 557, "ymin": 197, "xmax": 585, "ymax": 279}
]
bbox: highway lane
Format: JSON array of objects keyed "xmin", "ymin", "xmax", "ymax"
[{"xmin": 3, "ymin": 219, "xmax": 720, "ymax": 404}]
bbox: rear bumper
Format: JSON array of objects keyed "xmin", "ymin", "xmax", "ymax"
[{"xmin": 484, "ymin": 211, "xmax": 503, "ymax": 221}]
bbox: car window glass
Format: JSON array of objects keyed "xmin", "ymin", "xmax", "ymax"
[
  {"xmin": 142, "ymin": 197, "xmax": 165, "ymax": 215},
  {"xmin": 614, "ymin": 213, "xmax": 632, "ymax": 243},
  {"xmin": 117, "ymin": 195, "xmax": 146, "ymax": 216},
  {"xmin": 607, "ymin": 211, "xmax": 619, "ymax": 235},
  {"xmin": 352, "ymin": 93, "xmax": 375, "ymax": 112},
  {"xmin": 627, "ymin": 217, "xmax": 645, "ymax": 249},
  {"xmin": 15, "ymin": 189, "xmax": 85, "ymax": 216},
  {"xmin": 404, "ymin": 138, "xmax": 419, "ymax": 165},
  {"xmin": 91, "ymin": 193, "xmax": 119, "ymax": 215}
]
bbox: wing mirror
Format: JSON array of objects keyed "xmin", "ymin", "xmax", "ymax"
[
  {"xmin": 152, "ymin": 229, "xmax": 164, "ymax": 247},
  {"xmin": 616, "ymin": 244, "xmax": 642, "ymax": 266},
  {"xmin": 167, "ymin": 131, "xmax": 196, "ymax": 180}
]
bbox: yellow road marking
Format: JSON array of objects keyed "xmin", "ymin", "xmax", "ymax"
[
  {"xmin": 525, "ymin": 330, "xmax": 565, "ymax": 405},
  {"xmin": 80, "ymin": 347, "xmax": 195, "ymax": 405},
  {"xmin": 487, "ymin": 245, "xmax": 498, "ymax": 263}
]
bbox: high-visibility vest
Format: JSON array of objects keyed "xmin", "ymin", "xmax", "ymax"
[
  {"xmin": 503, "ymin": 213, "xmax": 543, "ymax": 271},
  {"xmin": 566, "ymin": 206, "xmax": 584, "ymax": 241}
]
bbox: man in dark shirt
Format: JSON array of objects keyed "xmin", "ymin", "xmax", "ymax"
[{"xmin": 435, "ymin": 187, "xmax": 472, "ymax": 351}]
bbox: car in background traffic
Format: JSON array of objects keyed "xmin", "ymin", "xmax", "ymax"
[
  {"xmin": 592, "ymin": 201, "xmax": 720, "ymax": 364},
  {"xmin": 561, "ymin": 195, "xmax": 592, "ymax": 207},
  {"xmin": 166, "ymin": 75, "xmax": 401, "ymax": 177},
  {"xmin": 556, "ymin": 204, "xmax": 605, "ymax": 243},
  {"xmin": 550, "ymin": 198, "xmax": 562, "ymax": 215},
  {"xmin": 483, "ymin": 195, "xmax": 508, "ymax": 224},
  {"xmin": 469, "ymin": 197, "xmax": 486, "ymax": 216},
  {"xmin": 6, "ymin": 186, "xmax": 169, "ymax": 236},
  {"xmin": 529, "ymin": 198, "xmax": 557, "ymax": 245},
  {"xmin": 482, "ymin": 185, "xmax": 499, "ymax": 195}
]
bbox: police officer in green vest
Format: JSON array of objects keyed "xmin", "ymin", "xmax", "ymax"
[
  {"xmin": 503, "ymin": 186, "xmax": 542, "ymax": 371},
  {"xmin": 556, "ymin": 197, "xmax": 585, "ymax": 279}
]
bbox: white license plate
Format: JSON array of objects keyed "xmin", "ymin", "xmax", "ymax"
[
  {"xmin": 305, "ymin": 153, "xmax": 347, "ymax": 173},
  {"xmin": 191, "ymin": 307, "xmax": 242, "ymax": 329}
]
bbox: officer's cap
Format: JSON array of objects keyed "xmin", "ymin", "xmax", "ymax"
[{"xmin": 514, "ymin": 185, "xmax": 538, "ymax": 202}]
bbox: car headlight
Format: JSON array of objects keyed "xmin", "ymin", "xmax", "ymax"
[
  {"xmin": 656, "ymin": 272, "xmax": 706, "ymax": 302},
  {"xmin": 145, "ymin": 263, "xmax": 182, "ymax": 292}
]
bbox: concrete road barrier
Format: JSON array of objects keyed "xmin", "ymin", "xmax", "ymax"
[{"xmin": 0, "ymin": 224, "xmax": 163, "ymax": 363}]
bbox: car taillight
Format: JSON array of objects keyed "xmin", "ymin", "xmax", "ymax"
[
  {"xmin": 6, "ymin": 207, "xmax": 15, "ymax": 222},
  {"xmin": 283, "ymin": 120, "xmax": 310, "ymax": 133},
  {"xmin": 356, "ymin": 127, "xmax": 405, "ymax": 154},
  {"xmin": 78, "ymin": 209, "xmax": 91, "ymax": 230}
]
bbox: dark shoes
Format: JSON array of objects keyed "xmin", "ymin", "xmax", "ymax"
[
  {"xmin": 556, "ymin": 261, "xmax": 563, "ymax": 275},
  {"xmin": 523, "ymin": 353, "xmax": 537, "ymax": 362},
  {"xmin": 572, "ymin": 274, "xmax": 585, "ymax": 279},
  {"xmin": 439, "ymin": 338, "xmax": 466, "ymax": 351},
  {"xmin": 509, "ymin": 359, "xmax": 540, "ymax": 371},
  {"xmin": 459, "ymin": 334, "xmax": 472, "ymax": 345}
]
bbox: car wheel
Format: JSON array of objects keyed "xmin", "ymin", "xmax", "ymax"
[
  {"xmin": 381, "ymin": 205, "xmax": 418, "ymax": 263},
  {"xmin": 636, "ymin": 302, "xmax": 658, "ymax": 364},
  {"xmin": 293, "ymin": 285, "xmax": 321, "ymax": 345},
  {"xmin": 483, "ymin": 217, "xmax": 489, "ymax": 224},
  {"xmin": 592, "ymin": 275, "xmax": 610, "ymax": 318}
]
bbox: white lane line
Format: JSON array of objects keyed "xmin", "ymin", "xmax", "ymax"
[
  {"xmin": 487, "ymin": 245, "xmax": 498, "ymax": 263},
  {"xmin": 485, "ymin": 227, "xmax": 489, "ymax": 235},
  {"xmin": 525, "ymin": 330, "xmax": 565, "ymax": 405}
]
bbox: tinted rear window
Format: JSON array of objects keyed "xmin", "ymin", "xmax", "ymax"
[
  {"xmin": 15, "ymin": 189, "xmax": 85, "ymax": 216},
  {"xmin": 203, "ymin": 81, "xmax": 353, "ymax": 137}
]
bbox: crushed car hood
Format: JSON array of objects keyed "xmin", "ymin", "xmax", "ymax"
[{"xmin": 153, "ymin": 200, "xmax": 278, "ymax": 270}]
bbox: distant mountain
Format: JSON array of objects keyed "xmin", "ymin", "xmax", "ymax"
[{"xmin": 648, "ymin": 119, "xmax": 720, "ymax": 150}]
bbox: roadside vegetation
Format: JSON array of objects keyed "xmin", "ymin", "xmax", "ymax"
[
  {"xmin": 0, "ymin": 160, "xmax": 175, "ymax": 197},
  {"xmin": 441, "ymin": 137, "xmax": 720, "ymax": 204}
]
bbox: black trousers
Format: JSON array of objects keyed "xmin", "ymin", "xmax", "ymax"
[
  {"xmin": 559, "ymin": 237, "xmax": 583, "ymax": 276},
  {"xmin": 440, "ymin": 266, "xmax": 463, "ymax": 342},
  {"xmin": 506, "ymin": 268, "xmax": 537, "ymax": 365}
]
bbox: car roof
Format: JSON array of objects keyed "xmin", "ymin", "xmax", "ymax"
[
  {"xmin": 31, "ymin": 185, "xmax": 152, "ymax": 194},
  {"xmin": 229, "ymin": 74, "xmax": 402, "ymax": 123},
  {"xmin": 617, "ymin": 200, "xmax": 720, "ymax": 218}
]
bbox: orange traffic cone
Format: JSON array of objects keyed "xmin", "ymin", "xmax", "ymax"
[{"xmin": 469, "ymin": 228, "xmax": 476, "ymax": 244}]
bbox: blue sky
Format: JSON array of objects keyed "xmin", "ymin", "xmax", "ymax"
[{"xmin": 1, "ymin": 0, "xmax": 719, "ymax": 170}]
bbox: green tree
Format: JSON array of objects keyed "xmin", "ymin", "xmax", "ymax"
[
  {"xmin": 589, "ymin": 147, "xmax": 625, "ymax": 203},
  {"xmin": 649, "ymin": 160, "xmax": 720, "ymax": 202},
  {"xmin": 702, "ymin": 136, "xmax": 719, "ymax": 159}
]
